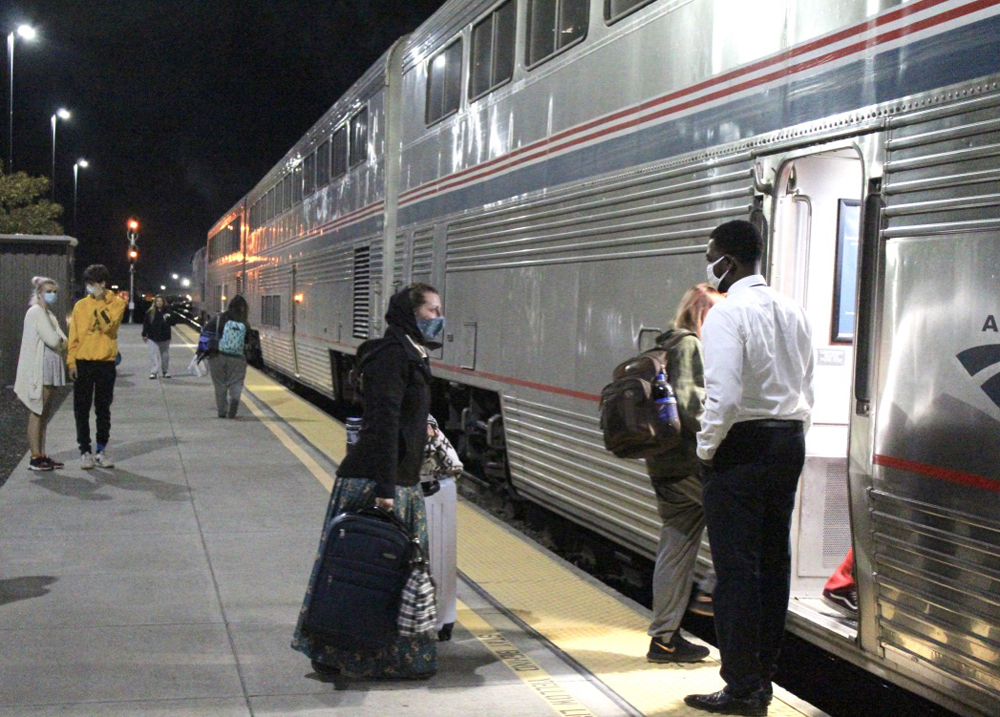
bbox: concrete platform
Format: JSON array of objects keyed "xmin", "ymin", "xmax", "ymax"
[{"xmin": 0, "ymin": 326, "xmax": 631, "ymax": 716}]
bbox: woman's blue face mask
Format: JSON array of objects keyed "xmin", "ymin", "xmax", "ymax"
[{"xmin": 416, "ymin": 316, "xmax": 445, "ymax": 341}]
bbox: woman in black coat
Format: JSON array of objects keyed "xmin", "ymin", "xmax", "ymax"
[
  {"xmin": 141, "ymin": 295, "xmax": 173, "ymax": 379},
  {"xmin": 292, "ymin": 282, "xmax": 445, "ymax": 680}
]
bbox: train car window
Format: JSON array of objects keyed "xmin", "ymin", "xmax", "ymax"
[
  {"xmin": 262, "ymin": 295, "xmax": 281, "ymax": 328},
  {"xmin": 527, "ymin": 0, "xmax": 589, "ymax": 68},
  {"xmin": 283, "ymin": 174, "xmax": 292, "ymax": 211},
  {"xmin": 349, "ymin": 108, "xmax": 368, "ymax": 167},
  {"xmin": 303, "ymin": 151, "xmax": 317, "ymax": 195},
  {"xmin": 470, "ymin": 0, "xmax": 516, "ymax": 101},
  {"xmin": 426, "ymin": 39, "xmax": 463, "ymax": 125},
  {"xmin": 332, "ymin": 126, "xmax": 348, "ymax": 179},
  {"xmin": 265, "ymin": 188, "xmax": 274, "ymax": 221},
  {"xmin": 605, "ymin": 0, "xmax": 656, "ymax": 23},
  {"xmin": 316, "ymin": 139, "xmax": 331, "ymax": 188},
  {"xmin": 292, "ymin": 164, "xmax": 303, "ymax": 204},
  {"xmin": 275, "ymin": 181, "xmax": 285, "ymax": 217}
]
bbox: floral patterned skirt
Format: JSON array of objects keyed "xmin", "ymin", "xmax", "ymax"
[{"xmin": 291, "ymin": 477, "xmax": 437, "ymax": 678}]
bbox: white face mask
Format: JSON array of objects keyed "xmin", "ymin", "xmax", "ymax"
[
  {"xmin": 86, "ymin": 284, "xmax": 101, "ymax": 296},
  {"xmin": 43, "ymin": 291, "xmax": 58, "ymax": 305},
  {"xmin": 706, "ymin": 256, "xmax": 729, "ymax": 290}
]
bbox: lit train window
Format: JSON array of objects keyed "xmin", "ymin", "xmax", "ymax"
[
  {"xmin": 349, "ymin": 107, "xmax": 368, "ymax": 167},
  {"xmin": 316, "ymin": 139, "xmax": 331, "ymax": 188},
  {"xmin": 292, "ymin": 164, "xmax": 303, "ymax": 204},
  {"xmin": 470, "ymin": 0, "xmax": 516, "ymax": 101},
  {"xmin": 425, "ymin": 39, "xmax": 463, "ymax": 125},
  {"xmin": 304, "ymin": 151, "xmax": 316, "ymax": 195},
  {"xmin": 332, "ymin": 126, "xmax": 348, "ymax": 179},
  {"xmin": 527, "ymin": 0, "xmax": 588, "ymax": 68},
  {"xmin": 283, "ymin": 174, "xmax": 292, "ymax": 212},
  {"xmin": 605, "ymin": 0, "xmax": 656, "ymax": 24}
]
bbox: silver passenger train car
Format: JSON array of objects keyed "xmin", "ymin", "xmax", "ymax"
[{"xmin": 205, "ymin": 1, "xmax": 1000, "ymax": 714}]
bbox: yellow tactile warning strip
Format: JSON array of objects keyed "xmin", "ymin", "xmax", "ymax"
[
  {"xmin": 176, "ymin": 324, "xmax": 821, "ymax": 717},
  {"xmin": 457, "ymin": 503, "xmax": 816, "ymax": 717},
  {"xmin": 458, "ymin": 599, "xmax": 601, "ymax": 717}
]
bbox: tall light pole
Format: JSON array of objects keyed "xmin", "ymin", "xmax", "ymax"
[
  {"xmin": 6, "ymin": 23, "xmax": 36, "ymax": 171},
  {"xmin": 73, "ymin": 159, "xmax": 88, "ymax": 235},
  {"xmin": 50, "ymin": 108, "xmax": 70, "ymax": 200},
  {"xmin": 127, "ymin": 218, "xmax": 139, "ymax": 322}
]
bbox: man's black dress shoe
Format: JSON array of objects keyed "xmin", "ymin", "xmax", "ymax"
[{"xmin": 684, "ymin": 688, "xmax": 768, "ymax": 716}]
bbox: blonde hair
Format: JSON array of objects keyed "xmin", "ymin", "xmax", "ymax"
[
  {"xmin": 147, "ymin": 294, "xmax": 167, "ymax": 315},
  {"xmin": 28, "ymin": 276, "xmax": 58, "ymax": 307},
  {"xmin": 673, "ymin": 283, "xmax": 722, "ymax": 338}
]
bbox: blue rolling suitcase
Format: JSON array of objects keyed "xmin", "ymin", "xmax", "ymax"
[{"xmin": 302, "ymin": 508, "xmax": 415, "ymax": 649}]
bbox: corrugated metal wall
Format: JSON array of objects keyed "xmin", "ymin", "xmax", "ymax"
[{"xmin": 0, "ymin": 237, "xmax": 76, "ymax": 387}]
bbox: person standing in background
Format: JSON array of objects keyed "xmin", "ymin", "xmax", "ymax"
[
  {"xmin": 14, "ymin": 277, "xmax": 68, "ymax": 471},
  {"xmin": 685, "ymin": 221, "xmax": 814, "ymax": 716},
  {"xmin": 142, "ymin": 295, "xmax": 174, "ymax": 379},
  {"xmin": 67, "ymin": 264, "xmax": 127, "ymax": 470}
]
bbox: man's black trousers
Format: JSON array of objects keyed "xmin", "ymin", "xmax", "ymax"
[
  {"xmin": 701, "ymin": 419, "xmax": 805, "ymax": 696},
  {"xmin": 73, "ymin": 359, "xmax": 117, "ymax": 454}
]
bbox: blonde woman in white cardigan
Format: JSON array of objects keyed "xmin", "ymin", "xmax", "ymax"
[{"xmin": 14, "ymin": 276, "xmax": 68, "ymax": 472}]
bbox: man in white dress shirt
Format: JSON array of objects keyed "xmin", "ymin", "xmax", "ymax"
[{"xmin": 685, "ymin": 220, "xmax": 814, "ymax": 717}]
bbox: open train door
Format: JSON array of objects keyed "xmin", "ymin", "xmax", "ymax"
[{"xmin": 753, "ymin": 137, "xmax": 881, "ymax": 652}]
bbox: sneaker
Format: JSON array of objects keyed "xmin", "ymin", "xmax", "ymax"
[
  {"xmin": 149, "ymin": 373, "xmax": 157, "ymax": 379},
  {"xmin": 29, "ymin": 456, "xmax": 54, "ymax": 472},
  {"xmin": 688, "ymin": 589, "xmax": 715, "ymax": 616},
  {"xmin": 822, "ymin": 587, "xmax": 858, "ymax": 617},
  {"xmin": 162, "ymin": 372, "xmax": 171, "ymax": 378},
  {"xmin": 42, "ymin": 456, "xmax": 64, "ymax": 469},
  {"xmin": 647, "ymin": 631, "xmax": 710, "ymax": 663},
  {"xmin": 80, "ymin": 452, "xmax": 95, "ymax": 470},
  {"xmin": 94, "ymin": 450, "xmax": 115, "ymax": 468}
]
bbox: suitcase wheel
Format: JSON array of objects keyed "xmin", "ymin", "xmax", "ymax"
[{"xmin": 437, "ymin": 623, "xmax": 454, "ymax": 641}]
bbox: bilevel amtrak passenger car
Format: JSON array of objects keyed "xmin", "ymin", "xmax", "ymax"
[{"xmin": 205, "ymin": 2, "xmax": 1000, "ymax": 714}]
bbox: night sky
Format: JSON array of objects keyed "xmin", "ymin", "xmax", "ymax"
[{"xmin": 4, "ymin": 0, "xmax": 446, "ymax": 292}]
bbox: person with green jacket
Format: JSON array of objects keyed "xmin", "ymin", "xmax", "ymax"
[{"xmin": 644, "ymin": 283, "xmax": 721, "ymax": 663}]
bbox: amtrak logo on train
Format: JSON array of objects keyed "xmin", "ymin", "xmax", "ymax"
[{"xmin": 957, "ymin": 318, "xmax": 1000, "ymax": 410}]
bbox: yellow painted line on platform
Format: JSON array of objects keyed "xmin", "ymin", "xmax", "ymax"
[
  {"xmin": 457, "ymin": 503, "xmax": 815, "ymax": 717},
  {"xmin": 240, "ymin": 394, "xmax": 334, "ymax": 492},
  {"xmin": 458, "ymin": 599, "xmax": 600, "ymax": 717}
]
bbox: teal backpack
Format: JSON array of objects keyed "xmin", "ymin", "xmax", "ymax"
[{"xmin": 218, "ymin": 320, "xmax": 247, "ymax": 356}]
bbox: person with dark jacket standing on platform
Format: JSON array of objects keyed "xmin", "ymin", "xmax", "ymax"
[
  {"xmin": 292, "ymin": 282, "xmax": 445, "ymax": 680},
  {"xmin": 142, "ymin": 295, "xmax": 174, "ymax": 379},
  {"xmin": 67, "ymin": 264, "xmax": 127, "ymax": 470},
  {"xmin": 685, "ymin": 221, "xmax": 814, "ymax": 717}
]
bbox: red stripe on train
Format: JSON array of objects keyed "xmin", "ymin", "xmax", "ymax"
[{"xmin": 873, "ymin": 454, "xmax": 999, "ymax": 492}]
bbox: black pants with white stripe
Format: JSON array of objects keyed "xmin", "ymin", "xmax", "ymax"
[{"xmin": 701, "ymin": 419, "xmax": 805, "ymax": 696}]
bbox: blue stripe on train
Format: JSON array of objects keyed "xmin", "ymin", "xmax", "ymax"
[{"xmin": 398, "ymin": 12, "xmax": 1000, "ymax": 228}]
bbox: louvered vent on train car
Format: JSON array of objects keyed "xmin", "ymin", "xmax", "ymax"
[
  {"xmin": 411, "ymin": 230, "xmax": 434, "ymax": 284},
  {"xmin": 393, "ymin": 232, "xmax": 407, "ymax": 289},
  {"xmin": 352, "ymin": 246, "xmax": 371, "ymax": 339}
]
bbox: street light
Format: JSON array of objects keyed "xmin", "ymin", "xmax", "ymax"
[
  {"xmin": 73, "ymin": 159, "xmax": 88, "ymax": 235},
  {"xmin": 181, "ymin": 278, "xmax": 191, "ymax": 288},
  {"xmin": 6, "ymin": 23, "xmax": 37, "ymax": 171},
  {"xmin": 171, "ymin": 273, "xmax": 179, "ymax": 280},
  {"xmin": 50, "ymin": 108, "xmax": 70, "ymax": 200},
  {"xmin": 127, "ymin": 218, "xmax": 139, "ymax": 322}
]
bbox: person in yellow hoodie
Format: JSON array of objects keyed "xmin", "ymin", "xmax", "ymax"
[{"xmin": 66, "ymin": 264, "xmax": 127, "ymax": 469}]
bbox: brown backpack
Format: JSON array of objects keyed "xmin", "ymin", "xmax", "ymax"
[{"xmin": 599, "ymin": 331, "xmax": 691, "ymax": 459}]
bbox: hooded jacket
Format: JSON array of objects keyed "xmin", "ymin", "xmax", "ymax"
[
  {"xmin": 66, "ymin": 292, "xmax": 127, "ymax": 369},
  {"xmin": 336, "ymin": 289, "xmax": 433, "ymax": 498}
]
